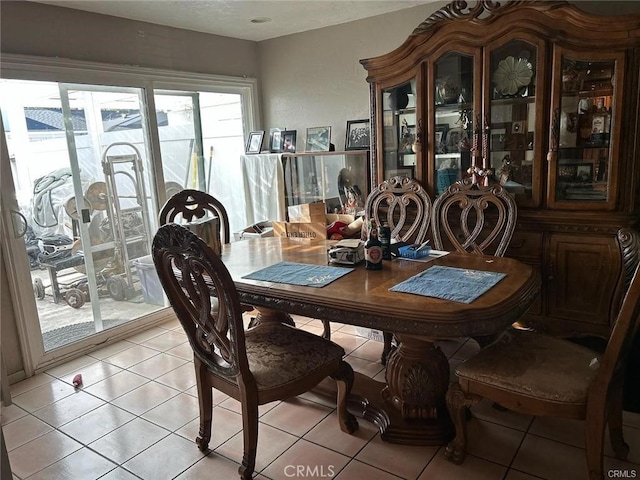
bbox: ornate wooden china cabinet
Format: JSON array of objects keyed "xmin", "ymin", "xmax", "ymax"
[{"xmin": 362, "ymin": 1, "xmax": 640, "ymax": 339}]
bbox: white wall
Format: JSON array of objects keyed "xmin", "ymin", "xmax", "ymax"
[
  {"xmin": 257, "ymin": 3, "xmax": 447, "ymax": 151},
  {"xmin": 0, "ymin": 1, "xmax": 259, "ymax": 78}
]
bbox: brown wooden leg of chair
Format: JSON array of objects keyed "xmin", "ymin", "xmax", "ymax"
[
  {"xmin": 331, "ymin": 360, "xmax": 358, "ymax": 434},
  {"xmin": 381, "ymin": 331, "xmax": 394, "ymax": 365},
  {"xmin": 194, "ymin": 357, "xmax": 212, "ymax": 452},
  {"xmin": 239, "ymin": 391, "xmax": 258, "ymax": 480},
  {"xmin": 585, "ymin": 402, "xmax": 606, "ymax": 480},
  {"xmin": 321, "ymin": 320, "xmax": 331, "ymax": 340},
  {"xmin": 607, "ymin": 375, "xmax": 630, "ymax": 460},
  {"xmin": 444, "ymin": 383, "xmax": 480, "ymax": 464}
]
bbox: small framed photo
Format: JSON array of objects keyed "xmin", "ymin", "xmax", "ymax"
[
  {"xmin": 345, "ymin": 119, "xmax": 370, "ymax": 150},
  {"xmin": 558, "ymin": 164, "xmax": 578, "ymax": 180},
  {"xmin": 305, "ymin": 126, "xmax": 331, "ymax": 152},
  {"xmin": 435, "ymin": 123, "xmax": 449, "ymax": 154},
  {"xmin": 245, "ymin": 131, "xmax": 264, "ymax": 154},
  {"xmin": 575, "ymin": 163, "xmax": 593, "ymax": 183},
  {"xmin": 269, "ymin": 127, "xmax": 285, "ymax": 153},
  {"xmin": 281, "ymin": 130, "xmax": 297, "ymax": 153}
]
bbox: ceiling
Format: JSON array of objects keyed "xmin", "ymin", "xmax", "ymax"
[{"xmin": 32, "ymin": 0, "xmax": 435, "ymax": 42}]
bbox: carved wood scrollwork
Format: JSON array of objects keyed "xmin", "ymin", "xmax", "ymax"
[
  {"xmin": 382, "ymin": 341, "xmax": 450, "ymax": 420},
  {"xmin": 618, "ymin": 228, "xmax": 640, "ymax": 294},
  {"xmin": 411, "ymin": 0, "xmax": 525, "ymax": 36}
]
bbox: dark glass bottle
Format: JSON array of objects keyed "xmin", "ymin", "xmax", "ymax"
[
  {"xmin": 365, "ymin": 221, "xmax": 383, "ymax": 270},
  {"xmin": 379, "ymin": 222, "xmax": 391, "ymax": 260}
]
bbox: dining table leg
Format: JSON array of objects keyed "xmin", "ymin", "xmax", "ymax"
[
  {"xmin": 250, "ymin": 306, "xmax": 296, "ymax": 328},
  {"xmin": 378, "ymin": 334, "xmax": 454, "ymax": 444}
]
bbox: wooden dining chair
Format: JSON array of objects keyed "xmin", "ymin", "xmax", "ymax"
[
  {"xmin": 152, "ymin": 223, "xmax": 358, "ymax": 480},
  {"xmin": 431, "ymin": 178, "xmax": 518, "ymax": 346},
  {"xmin": 444, "ymin": 262, "xmax": 640, "ymax": 479},
  {"xmin": 431, "ymin": 178, "xmax": 517, "ymax": 257},
  {"xmin": 158, "ymin": 188, "xmax": 231, "ymax": 244},
  {"xmin": 361, "ymin": 176, "xmax": 433, "ymax": 364},
  {"xmin": 362, "ymin": 176, "xmax": 433, "ymax": 245},
  {"xmin": 158, "ymin": 188, "xmax": 259, "ymax": 316}
]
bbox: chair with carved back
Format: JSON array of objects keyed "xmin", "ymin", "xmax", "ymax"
[
  {"xmin": 152, "ymin": 224, "xmax": 358, "ymax": 480},
  {"xmin": 431, "ymin": 178, "xmax": 517, "ymax": 347},
  {"xmin": 158, "ymin": 188, "xmax": 231, "ymax": 244},
  {"xmin": 158, "ymin": 189, "xmax": 258, "ymax": 315},
  {"xmin": 444, "ymin": 228, "xmax": 640, "ymax": 479},
  {"xmin": 431, "ymin": 178, "xmax": 517, "ymax": 257},
  {"xmin": 362, "ymin": 176, "xmax": 433, "ymax": 364}
]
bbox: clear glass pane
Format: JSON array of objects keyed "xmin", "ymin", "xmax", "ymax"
[
  {"xmin": 0, "ymin": 79, "xmax": 160, "ymax": 351},
  {"xmin": 283, "ymin": 152, "xmax": 369, "ymax": 216},
  {"xmin": 434, "ymin": 52, "xmax": 474, "ymax": 194},
  {"xmin": 488, "ymin": 41, "xmax": 537, "ymax": 202},
  {"xmin": 154, "ymin": 91, "xmax": 246, "ymax": 233},
  {"xmin": 382, "ymin": 79, "xmax": 416, "ymax": 180},
  {"xmin": 556, "ymin": 57, "xmax": 614, "ymax": 202}
]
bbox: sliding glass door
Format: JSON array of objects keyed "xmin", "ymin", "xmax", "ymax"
[
  {"xmin": 1, "ymin": 56, "xmax": 259, "ymax": 372},
  {"xmin": 1, "ymin": 79, "xmax": 162, "ymax": 356}
]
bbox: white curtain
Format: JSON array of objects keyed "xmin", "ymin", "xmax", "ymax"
[{"xmin": 239, "ymin": 154, "xmax": 286, "ymax": 230}]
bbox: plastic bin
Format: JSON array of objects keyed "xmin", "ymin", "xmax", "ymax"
[{"xmin": 134, "ymin": 255, "xmax": 165, "ymax": 306}]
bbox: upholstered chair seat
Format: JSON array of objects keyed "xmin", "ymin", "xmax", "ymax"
[
  {"xmin": 444, "ymin": 229, "xmax": 640, "ymax": 479},
  {"xmin": 244, "ymin": 322, "xmax": 347, "ymax": 391},
  {"xmin": 455, "ymin": 328, "xmax": 601, "ymax": 405}
]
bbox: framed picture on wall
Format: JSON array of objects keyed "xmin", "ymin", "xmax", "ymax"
[
  {"xmin": 345, "ymin": 119, "xmax": 370, "ymax": 150},
  {"xmin": 281, "ymin": 130, "xmax": 297, "ymax": 153},
  {"xmin": 245, "ymin": 131, "xmax": 264, "ymax": 154}
]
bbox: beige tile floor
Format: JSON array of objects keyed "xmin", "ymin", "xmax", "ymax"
[{"xmin": 3, "ymin": 315, "xmax": 639, "ymax": 480}]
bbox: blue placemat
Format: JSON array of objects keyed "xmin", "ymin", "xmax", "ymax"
[
  {"xmin": 390, "ymin": 265, "xmax": 506, "ymax": 303},
  {"xmin": 242, "ymin": 261, "xmax": 353, "ymax": 287}
]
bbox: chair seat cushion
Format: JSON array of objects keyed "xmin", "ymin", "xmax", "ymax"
[
  {"xmin": 456, "ymin": 329, "xmax": 601, "ymax": 404},
  {"xmin": 245, "ymin": 323, "xmax": 345, "ymax": 389}
]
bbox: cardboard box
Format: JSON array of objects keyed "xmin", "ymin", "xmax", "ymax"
[
  {"xmin": 327, "ymin": 239, "xmax": 364, "ymax": 265},
  {"xmin": 289, "ymin": 214, "xmax": 326, "ymax": 224},
  {"xmin": 273, "ymin": 221, "xmax": 327, "ymax": 240},
  {"xmin": 288, "ymin": 202, "xmax": 326, "ymax": 221},
  {"xmin": 233, "ymin": 221, "xmax": 274, "ymax": 241}
]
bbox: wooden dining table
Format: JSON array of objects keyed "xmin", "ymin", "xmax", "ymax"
[{"xmin": 221, "ymin": 237, "xmax": 540, "ymax": 446}]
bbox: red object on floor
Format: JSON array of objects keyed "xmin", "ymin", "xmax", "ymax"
[{"xmin": 72, "ymin": 374, "xmax": 83, "ymax": 387}]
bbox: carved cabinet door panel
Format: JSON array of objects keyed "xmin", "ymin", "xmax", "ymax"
[{"xmin": 547, "ymin": 234, "xmax": 620, "ymax": 331}]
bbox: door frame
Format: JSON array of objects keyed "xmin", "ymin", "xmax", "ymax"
[{"xmin": 1, "ymin": 54, "xmax": 260, "ymax": 374}]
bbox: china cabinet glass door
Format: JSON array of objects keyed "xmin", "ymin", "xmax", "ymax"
[
  {"xmin": 381, "ymin": 78, "xmax": 418, "ymax": 181},
  {"xmin": 433, "ymin": 52, "xmax": 475, "ymax": 194},
  {"xmin": 549, "ymin": 48, "xmax": 624, "ymax": 209},
  {"xmin": 487, "ymin": 39, "xmax": 544, "ymax": 207}
]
